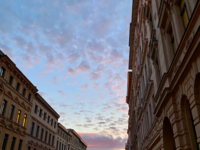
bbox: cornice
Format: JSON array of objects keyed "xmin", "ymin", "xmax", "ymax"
[
  {"xmin": 35, "ymin": 93, "xmax": 60, "ymax": 119},
  {"xmin": 0, "ymin": 54, "xmax": 38, "ymax": 93}
]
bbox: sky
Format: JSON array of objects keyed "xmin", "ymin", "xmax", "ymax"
[{"xmin": 0, "ymin": 0, "xmax": 132, "ymax": 149}]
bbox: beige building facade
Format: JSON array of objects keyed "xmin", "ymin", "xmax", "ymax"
[
  {"xmin": 56, "ymin": 123, "xmax": 72, "ymax": 150},
  {"xmin": 126, "ymin": 0, "xmax": 200, "ymax": 150},
  {"xmin": 26, "ymin": 93, "xmax": 60, "ymax": 150},
  {"xmin": 68, "ymin": 129, "xmax": 87, "ymax": 150},
  {"xmin": 0, "ymin": 51, "xmax": 38, "ymax": 150}
]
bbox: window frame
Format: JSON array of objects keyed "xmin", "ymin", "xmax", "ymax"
[
  {"xmin": 16, "ymin": 82, "xmax": 20, "ymax": 92},
  {"xmin": 179, "ymin": 0, "xmax": 189, "ymax": 29},
  {"xmin": 9, "ymin": 75, "xmax": 13, "ymax": 86},
  {"xmin": 22, "ymin": 114, "xmax": 27, "ymax": 127},
  {"xmin": 0, "ymin": 67, "xmax": 6, "ymax": 78},
  {"xmin": 8, "ymin": 105, "xmax": 15, "ymax": 120},
  {"xmin": 16, "ymin": 110, "xmax": 21, "ymax": 124},
  {"xmin": 0, "ymin": 100, "xmax": 7, "ymax": 116}
]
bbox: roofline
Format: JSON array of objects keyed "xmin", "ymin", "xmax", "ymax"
[
  {"xmin": 35, "ymin": 93, "xmax": 60, "ymax": 118},
  {"xmin": 0, "ymin": 50, "xmax": 38, "ymax": 93},
  {"xmin": 58, "ymin": 123, "xmax": 72, "ymax": 136},
  {"xmin": 68, "ymin": 129, "xmax": 87, "ymax": 147}
]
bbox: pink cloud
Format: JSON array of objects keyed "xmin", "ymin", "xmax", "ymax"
[
  {"xmin": 80, "ymin": 84, "xmax": 89, "ymax": 90},
  {"xmin": 67, "ymin": 61, "xmax": 91, "ymax": 75},
  {"xmin": 79, "ymin": 133, "xmax": 127, "ymax": 150},
  {"xmin": 58, "ymin": 90, "xmax": 67, "ymax": 97}
]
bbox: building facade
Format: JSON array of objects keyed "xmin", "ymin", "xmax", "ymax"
[
  {"xmin": 56, "ymin": 123, "xmax": 72, "ymax": 150},
  {"xmin": 0, "ymin": 51, "xmax": 38, "ymax": 150},
  {"xmin": 26, "ymin": 93, "xmax": 60, "ymax": 150},
  {"xmin": 126, "ymin": 0, "xmax": 200, "ymax": 150},
  {"xmin": 68, "ymin": 129, "xmax": 87, "ymax": 150}
]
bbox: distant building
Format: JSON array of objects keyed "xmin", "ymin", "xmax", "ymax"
[
  {"xmin": 56, "ymin": 123, "xmax": 72, "ymax": 150},
  {"xmin": 126, "ymin": 0, "xmax": 200, "ymax": 150},
  {"xmin": 26, "ymin": 93, "xmax": 60, "ymax": 150},
  {"xmin": 0, "ymin": 51, "xmax": 38, "ymax": 150},
  {"xmin": 68, "ymin": 129, "xmax": 87, "ymax": 150}
]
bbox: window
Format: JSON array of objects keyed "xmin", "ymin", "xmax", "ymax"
[
  {"xmin": 43, "ymin": 112, "xmax": 46, "ymax": 120},
  {"xmin": 16, "ymin": 82, "xmax": 20, "ymax": 92},
  {"xmin": 51, "ymin": 119, "xmax": 53, "ymax": 126},
  {"xmin": 22, "ymin": 88, "xmax": 26, "ymax": 97},
  {"xmin": 10, "ymin": 137, "xmax": 16, "ymax": 150},
  {"xmin": 39, "ymin": 109, "xmax": 42, "ymax": 117},
  {"xmin": 52, "ymin": 136, "xmax": 54, "ymax": 145},
  {"xmin": 45, "ymin": 131, "xmax": 48, "ymax": 143},
  {"xmin": 170, "ymin": 28, "xmax": 176, "ymax": 53},
  {"xmin": 28, "ymin": 93, "xmax": 31, "ymax": 101},
  {"xmin": 54, "ymin": 122, "xmax": 56, "ymax": 128},
  {"xmin": 31, "ymin": 122, "xmax": 35, "ymax": 136},
  {"xmin": 49, "ymin": 133, "xmax": 51, "ymax": 144},
  {"xmin": 23, "ymin": 114, "xmax": 27, "ymax": 127},
  {"xmin": 180, "ymin": 0, "xmax": 189, "ymax": 28},
  {"xmin": 16, "ymin": 110, "xmax": 21, "ymax": 124},
  {"xmin": 1, "ymin": 134, "xmax": 8, "ymax": 150},
  {"xmin": 36, "ymin": 125, "xmax": 40, "ymax": 138},
  {"xmin": 59, "ymin": 142, "xmax": 61, "ymax": 150},
  {"xmin": 47, "ymin": 116, "xmax": 50, "ymax": 123},
  {"xmin": 0, "ymin": 100, "xmax": 7, "ymax": 116},
  {"xmin": 9, "ymin": 75, "xmax": 13, "ymax": 85},
  {"xmin": 28, "ymin": 146, "xmax": 31, "ymax": 150},
  {"xmin": 18, "ymin": 139, "xmax": 23, "ymax": 150},
  {"xmin": 41, "ymin": 128, "xmax": 44, "ymax": 140},
  {"xmin": 8, "ymin": 105, "xmax": 15, "ymax": 120},
  {"xmin": 56, "ymin": 141, "xmax": 59, "ymax": 149},
  {"xmin": 34, "ymin": 105, "xmax": 38, "ymax": 114},
  {"xmin": 0, "ymin": 67, "xmax": 5, "ymax": 77}
]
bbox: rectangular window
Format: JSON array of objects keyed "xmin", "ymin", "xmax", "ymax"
[
  {"xmin": 40, "ymin": 128, "xmax": 44, "ymax": 140},
  {"xmin": 56, "ymin": 141, "xmax": 59, "ymax": 149},
  {"xmin": 52, "ymin": 136, "xmax": 54, "ymax": 145},
  {"xmin": 8, "ymin": 105, "xmax": 15, "ymax": 120},
  {"xmin": 49, "ymin": 133, "xmax": 51, "ymax": 144},
  {"xmin": 16, "ymin": 110, "xmax": 21, "ymax": 124},
  {"xmin": 31, "ymin": 122, "xmax": 35, "ymax": 136},
  {"xmin": 2, "ymin": 134, "xmax": 8, "ymax": 150},
  {"xmin": 43, "ymin": 112, "xmax": 46, "ymax": 120},
  {"xmin": 22, "ymin": 114, "xmax": 27, "ymax": 127},
  {"xmin": 34, "ymin": 105, "xmax": 38, "ymax": 114},
  {"xmin": 28, "ymin": 93, "xmax": 31, "ymax": 101},
  {"xmin": 170, "ymin": 28, "xmax": 176, "ymax": 53},
  {"xmin": 22, "ymin": 88, "xmax": 26, "ymax": 97},
  {"xmin": 62, "ymin": 144, "xmax": 63, "ymax": 150},
  {"xmin": 39, "ymin": 109, "xmax": 42, "ymax": 117},
  {"xmin": 10, "ymin": 137, "xmax": 16, "ymax": 150},
  {"xmin": 0, "ymin": 67, "xmax": 5, "ymax": 77},
  {"xmin": 47, "ymin": 116, "xmax": 50, "ymax": 123},
  {"xmin": 51, "ymin": 119, "xmax": 53, "ymax": 126},
  {"xmin": 18, "ymin": 139, "xmax": 23, "ymax": 150},
  {"xmin": 16, "ymin": 82, "xmax": 20, "ymax": 92},
  {"xmin": 180, "ymin": 0, "xmax": 189, "ymax": 28},
  {"xmin": 9, "ymin": 75, "xmax": 13, "ymax": 85},
  {"xmin": 36, "ymin": 125, "xmax": 40, "ymax": 138},
  {"xmin": 59, "ymin": 142, "xmax": 61, "ymax": 150},
  {"xmin": 28, "ymin": 146, "xmax": 31, "ymax": 150},
  {"xmin": 45, "ymin": 131, "xmax": 48, "ymax": 143},
  {"xmin": 0, "ymin": 100, "xmax": 7, "ymax": 116},
  {"xmin": 54, "ymin": 122, "xmax": 56, "ymax": 128}
]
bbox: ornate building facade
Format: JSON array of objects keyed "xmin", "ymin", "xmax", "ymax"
[
  {"xmin": 26, "ymin": 93, "xmax": 60, "ymax": 150},
  {"xmin": 126, "ymin": 0, "xmax": 200, "ymax": 150},
  {"xmin": 56, "ymin": 123, "xmax": 72, "ymax": 150},
  {"xmin": 68, "ymin": 129, "xmax": 87, "ymax": 150},
  {"xmin": 0, "ymin": 51, "xmax": 38, "ymax": 150}
]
